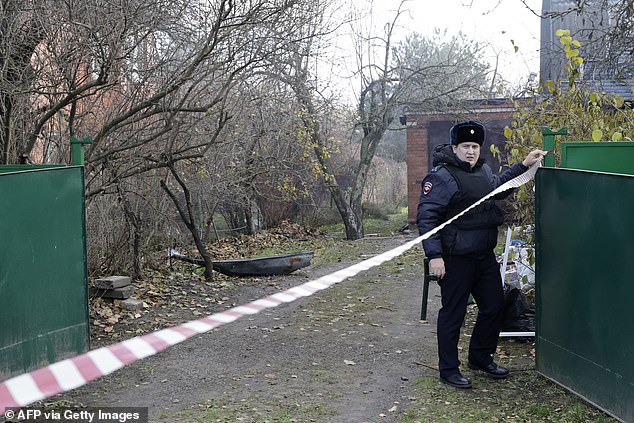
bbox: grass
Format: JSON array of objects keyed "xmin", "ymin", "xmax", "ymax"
[
  {"xmin": 155, "ymin": 396, "xmax": 337, "ymax": 422},
  {"xmin": 401, "ymin": 307, "xmax": 618, "ymax": 423},
  {"xmin": 318, "ymin": 206, "xmax": 409, "ymax": 238},
  {"xmin": 402, "ymin": 369, "xmax": 617, "ymax": 422}
]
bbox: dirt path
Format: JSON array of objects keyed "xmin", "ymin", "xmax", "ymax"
[{"xmin": 53, "ymin": 235, "xmax": 439, "ymax": 422}]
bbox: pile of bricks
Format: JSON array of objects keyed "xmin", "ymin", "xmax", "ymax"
[{"xmin": 91, "ymin": 276, "xmax": 144, "ymax": 311}]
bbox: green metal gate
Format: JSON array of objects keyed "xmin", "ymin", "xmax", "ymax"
[
  {"xmin": 561, "ymin": 141, "xmax": 634, "ymax": 175},
  {"xmin": 0, "ymin": 166, "xmax": 89, "ymax": 380},
  {"xmin": 535, "ymin": 167, "xmax": 634, "ymax": 422}
]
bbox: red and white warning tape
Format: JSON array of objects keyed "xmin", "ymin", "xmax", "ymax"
[{"xmin": 0, "ymin": 162, "xmax": 540, "ymax": 413}]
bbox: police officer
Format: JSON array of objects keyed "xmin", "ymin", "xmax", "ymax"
[{"xmin": 416, "ymin": 120, "xmax": 544, "ymax": 389}]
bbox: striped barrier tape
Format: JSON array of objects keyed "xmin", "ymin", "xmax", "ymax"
[{"xmin": 0, "ymin": 162, "xmax": 541, "ymax": 414}]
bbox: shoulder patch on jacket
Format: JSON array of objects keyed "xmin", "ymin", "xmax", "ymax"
[{"xmin": 423, "ymin": 181, "xmax": 433, "ymax": 195}]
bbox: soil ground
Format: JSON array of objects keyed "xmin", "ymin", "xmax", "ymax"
[{"xmin": 36, "ymin": 233, "xmax": 617, "ymax": 423}]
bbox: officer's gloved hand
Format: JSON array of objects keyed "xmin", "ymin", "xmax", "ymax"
[
  {"xmin": 429, "ymin": 258, "xmax": 445, "ymax": 279},
  {"xmin": 522, "ymin": 149, "xmax": 547, "ymax": 167}
]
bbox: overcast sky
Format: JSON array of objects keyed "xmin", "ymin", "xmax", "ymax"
[
  {"xmin": 330, "ymin": 0, "xmax": 543, "ymax": 103},
  {"xmin": 373, "ymin": 0, "xmax": 542, "ymax": 82}
]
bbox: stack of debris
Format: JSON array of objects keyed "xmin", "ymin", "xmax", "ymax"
[{"xmin": 91, "ymin": 276, "xmax": 143, "ymax": 311}]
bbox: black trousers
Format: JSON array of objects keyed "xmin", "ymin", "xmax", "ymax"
[{"xmin": 437, "ymin": 252, "xmax": 504, "ymax": 378}]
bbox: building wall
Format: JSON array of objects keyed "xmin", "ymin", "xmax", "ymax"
[{"xmin": 405, "ymin": 104, "xmax": 516, "ymax": 225}]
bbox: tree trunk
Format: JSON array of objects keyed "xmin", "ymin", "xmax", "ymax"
[
  {"xmin": 117, "ymin": 185, "xmax": 143, "ymax": 279},
  {"xmin": 326, "ymin": 180, "xmax": 363, "ymax": 240},
  {"xmin": 161, "ymin": 162, "xmax": 214, "ymax": 281},
  {"xmin": 244, "ymin": 198, "xmax": 258, "ymax": 235},
  {"xmin": 0, "ymin": 96, "xmax": 12, "ymax": 164},
  {"xmin": 347, "ymin": 130, "xmax": 383, "ymax": 238},
  {"xmin": 342, "ymin": 206, "xmax": 363, "ymax": 240}
]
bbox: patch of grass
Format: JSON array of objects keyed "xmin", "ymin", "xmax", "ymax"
[
  {"xmin": 38, "ymin": 399, "xmax": 76, "ymax": 411},
  {"xmin": 381, "ymin": 248, "xmax": 421, "ymax": 274},
  {"xmin": 156, "ymin": 398, "xmax": 336, "ymax": 423},
  {"xmin": 364, "ymin": 212, "xmax": 409, "ymax": 236},
  {"xmin": 402, "ymin": 318, "xmax": 618, "ymax": 423},
  {"xmin": 140, "ymin": 364, "xmax": 155, "ymax": 374},
  {"xmin": 318, "ymin": 207, "xmax": 409, "ymax": 237},
  {"xmin": 363, "ymin": 202, "xmax": 401, "ymax": 220},
  {"xmin": 310, "ymin": 239, "xmax": 372, "ymax": 266},
  {"xmin": 311, "ymin": 368, "xmax": 328, "ymax": 378},
  {"xmin": 404, "ymin": 370, "xmax": 615, "ymax": 422}
]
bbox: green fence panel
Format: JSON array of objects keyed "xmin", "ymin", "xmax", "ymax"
[
  {"xmin": 535, "ymin": 167, "xmax": 634, "ymax": 423},
  {"xmin": 0, "ymin": 165, "xmax": 65, "ymax": 174},
  {"xmin": 560, "ymin": 141, "xmax": 634, "ymax": 175},
  {"xmin": 0, "ymin": 167, "xmax": 89, "ymax": 380}
]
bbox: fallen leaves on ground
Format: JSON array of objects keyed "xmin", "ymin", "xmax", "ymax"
[
  {"xmin": 179, "ymin": 220, "xmax": 320, "ymax": 260},
  {"xmin": 87, "ymin": 221, "xmax": 321, "ymax": 348}
]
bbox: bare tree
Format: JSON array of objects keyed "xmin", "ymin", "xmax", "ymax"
[
  {"xmin": 0, "ymin": 0, "xmax": 48, "ymax": 163},
  {"xmin": 1, "ymin": 1, "xmax": 318, "ymax": 182},
  {"xmin": 277, "ymin": 0, "xmax": 492, "ymax": 239},
  {"xmin": 160, "ymin": 159, "xmax": 215, "ymax": 280},
  {"xmin": 0, "ymin": 0, "xmax": 347, "ymax": 275}
]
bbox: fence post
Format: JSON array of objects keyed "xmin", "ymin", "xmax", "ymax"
[
  {"xmin": 540, "ymin": 127, "xmax": 568, "ymax": 167},
  {"xmin": 70, "ymin": 137, "xmax": 93, "ymax": 166}
]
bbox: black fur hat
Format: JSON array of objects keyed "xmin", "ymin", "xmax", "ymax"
[{"xmin": 450, "ymin": 121, "xmax": 485, "ymax": 145}]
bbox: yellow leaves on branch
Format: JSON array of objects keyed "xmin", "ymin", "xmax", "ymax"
[
  {"xmin": 510, "ymin": 148, "xmax": 520, "ymax": 160},
  {"xmin": 498, "ymin": 28, "xmax": 634, "ymax": 228},
  {"xmin": 591, "ymin": 129, "xmax": 603, "ymax": 141},
  {"xmin": 556, "ymin": 29, "xmax": 583, "ymax": 66},
  {"xmin": 612, "ymin": 132, "xmax": 623, "ymax": 141},
  {"xmin": 559, "ymin": 35, "xmax": 573, "ymax": 45},
  {"xmin": 555, "ymin": 28, "xmax": 570, "ymax": 36},
  {"xmin": 592, "ymin": 128, "xmax": 625, "ymax": 141},
  {"xmin": 278, "ymin": 176, "xmax": 299, "ymax": 200}
]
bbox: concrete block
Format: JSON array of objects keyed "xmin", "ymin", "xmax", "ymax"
[
  {"xmin": 90, "ymin": 285, "xmax": 135, "ymax": 299},
  {"xmin": 120, "ymin": 297, "xmax": 144, "ymax": 311},
  {"xmin": 94, "ymin": 275, "xmax": 131, "ymax": 289}
]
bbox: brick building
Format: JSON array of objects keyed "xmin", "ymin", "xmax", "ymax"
[{"xmin": 404, "ymin": 99, "xmax": 516, "ymax": 225}]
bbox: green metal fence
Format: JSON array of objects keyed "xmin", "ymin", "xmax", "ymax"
[
  {"xmin": 560, "ymin": 141, "xmax": 634, "ymax": 175},
  {"xmin": 0, "ymin": 166, "xmax": 89, "ymax": 380},
  {"xmin": 535, "ymin": 167, "xmax": 634, "ymax": 422}
]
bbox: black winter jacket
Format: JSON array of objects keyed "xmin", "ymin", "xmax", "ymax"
[{"xmin": 416, "ymin": 144, "xmax": 527, "ymax": 259}]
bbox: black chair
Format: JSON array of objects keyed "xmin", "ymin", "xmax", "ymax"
[
  {"xmin": 421, "ymin": 258, "xmax": 475, "ymax": 321},
  {"xmin": 421, "ymin": 257, "xmax": 438, "ymax": 320}
]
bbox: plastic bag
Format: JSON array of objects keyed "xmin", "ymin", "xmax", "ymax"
[{"xmin": 501, "ymin": 285, "xmax": 535, "ymax": 332}]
